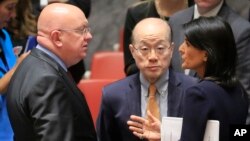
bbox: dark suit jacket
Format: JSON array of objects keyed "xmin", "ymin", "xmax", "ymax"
[
  {"xmin": 6, "ymin": 48, "xmax": 97, "ymax": 141},
  {"xmin": 96, "ymin": 70, "xmax": 197, "ymax": 141},
  {"xmin": 226, "ymin": 0, "xmax": 250, "ymax": 21},
  {"xmin": 181, "ymin": 80, "xmax": 248, "ymax": 141},
  {"xmin": 169, "ymin": 2, "xmax": 250, "ymax": 123}
]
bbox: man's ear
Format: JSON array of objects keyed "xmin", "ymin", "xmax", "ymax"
[{"xmin": 50, "ymin": 30, "xmax": 63, "ymax": 47}]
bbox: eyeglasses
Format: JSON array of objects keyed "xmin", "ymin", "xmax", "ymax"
[
  {"xmin": 58, "ymin": 27, "xmax": 91, "ymax": 35},
  {"xmin": 133, "ymin": 42, "xmax": 173, "ymax": 57}
]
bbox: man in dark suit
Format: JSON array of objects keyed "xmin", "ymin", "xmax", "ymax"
[
  {"xmin": 226, "ymin": 0, "xmax": 250, "ymax": 21},
  {"xmin": 6, "ymin": 3, "xmax": 97, "ymax": 141},
  {"xmin": 31, "ymin": 0, "xmax": 91, "ymax": 83},
  {"xmin": 96, "ymin": 18, "xmax": 197, "ymax": 141},
  {"xmin": 169, "ymin": 0, "xmax": 250, "ymax": 124}
]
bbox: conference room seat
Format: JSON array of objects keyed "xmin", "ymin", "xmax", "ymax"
[
  {"xmin": 90, "ymin": 51, "xmax": 125, "ymax": 79},
  {"xmin": 77, "ymin": 79, "xmax": 116, "ymax": 127}
]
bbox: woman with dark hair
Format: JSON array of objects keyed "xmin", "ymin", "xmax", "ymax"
[
  {"xmin": 181, "ymin": 16, "xmax": 237, "ymax": 85},
  {"xmin": 127, "ymin": 17, "xmax": 248, "ymax": 141}
]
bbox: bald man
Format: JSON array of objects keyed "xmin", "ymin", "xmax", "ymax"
[
  {"xmin": 96, "ymin": 18, "xmax": 197, "ymax": 141},
  {"xmin": 6, "ymin": 3, "xmax": 97, "ymax": 141}
]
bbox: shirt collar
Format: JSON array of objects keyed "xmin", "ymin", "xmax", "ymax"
[
  {"xmin": 140, "ymin": 69, "xmax": 169, "ymax": 97},
  {"xmin": 194, "ymin": 0, "xmax": 224, "ymax": 19},
  {"xmin": 36, "ymin": 44, "xmax": 67, "ymax": 72}
]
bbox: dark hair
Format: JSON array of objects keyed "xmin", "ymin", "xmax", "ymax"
[
  {"xmin": 8, "ymin": 0, "xmax": 37, "ymax": 41},
  {"xmin": 183, "ymin": 17, "xmax": 237, "ymax": 88}
]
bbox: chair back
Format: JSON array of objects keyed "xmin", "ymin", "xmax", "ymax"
[
  {"xmin": 77, "ymin": 79, "xmax": 115, "ymax": 127},
  {"xmin": 90, "ymin": 51, "xmax": 125, "ymax": 79}
]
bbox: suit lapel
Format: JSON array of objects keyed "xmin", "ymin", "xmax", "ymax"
[
  {"xmin": 31, "ymin": 48, "xmax": 88, "ymax": 109},
  {"xmin": 217, "ymin": 3, "xmax": 230, "ymax": 20},
  {"xmin": 126, "ymin": 74, "xmax": 141, "ymax": 116},
  {"xmin": 178, "ymin": 6, "xmax": 194, "ymax": 24}
]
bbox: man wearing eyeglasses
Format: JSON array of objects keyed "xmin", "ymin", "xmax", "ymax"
[
  {"xmin": 96, "ymin": 18, "xmax": 197, "ymax": 141},
  {"xmin": 6, "ymin": 3, "xmax": 97, "ymax": 141}
]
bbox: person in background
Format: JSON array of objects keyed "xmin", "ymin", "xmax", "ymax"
[
  {"xmin": 96, "ymin": 17, "xmax": 196, "ymax": 141},
  {"xmin": 32, "ymin": 0, "xmax": 91, "ymax": 18},
  {"xmin": 123, "ymin": 0, "xmax": 194, "ymax": 76},
  {"xmin": 65, "ymin": 0, "xmax": 91, "ymax": 82},
  {"xmin": 0, "ymin": 0, "xmax": 19, "ymax": 140},
  {"xmin": 127, "ymin": 17, "xmax": 248, "ymax": 141},
  {"xmin": 0, "ymin": 51, "xmax": 29, "ymax": 93},
  {"xmin": 168, "ymin": 0, "xmax": 250, "ymax": 124},
  {"xmin": 226, "ymin": 0, "xmax": 250, "ymax": 21},
  {"xmin": 67, "ymin": 0, "xmax": 91, "ymax": 18},
  {"xmin": 6, "ymin": 3, "xmax": 97, "ymax": 141},
  {"xmin": 7, "ymin": 0, "xmax": 37, "ymax": 54}
]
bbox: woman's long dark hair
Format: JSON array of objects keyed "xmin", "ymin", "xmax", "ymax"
[{"xmin": 183, "ymin": 17, "xmax": 238, "ymax": 88}]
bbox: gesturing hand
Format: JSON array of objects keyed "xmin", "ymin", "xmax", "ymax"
[{"xmin": 127, "ymin": 111, "xmax": 161, "ymax": 141}]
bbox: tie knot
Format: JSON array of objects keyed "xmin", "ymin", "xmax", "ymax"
[{"xmin": 149, "ymin": 84, "xmax": 156, "ymax": 97}]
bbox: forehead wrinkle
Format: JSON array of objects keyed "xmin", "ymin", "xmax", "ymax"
[{"xmin": 136, "ymin": 33, "xmax": 168, "ymax": 44}]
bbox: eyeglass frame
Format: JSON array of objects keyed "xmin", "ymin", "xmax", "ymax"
[
  {"xmin": 57, "ymin": 27, "xmax": 91, "ymax": 35},
  {"xmin": 131, "ymin": 41, "xmax": 174, "ymax": 57}
]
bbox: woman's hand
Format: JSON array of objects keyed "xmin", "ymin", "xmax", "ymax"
[
  {"xmin": 15, "ymin": 51, "xmax": 30, "ymax": 67},
  {"xmin": 127, "ymin": 111, "xmax": 161, "ymax": 140}
]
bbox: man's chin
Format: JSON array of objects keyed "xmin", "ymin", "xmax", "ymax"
[{"xmin": 145, "ymin": 72, "xmax": 161, "ymax": 81}]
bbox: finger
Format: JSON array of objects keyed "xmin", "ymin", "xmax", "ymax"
[
  {"xmin": 130, "ymin": 115, "xmax": 146, "ymax": 124},
  {"xmin": 127, "ymin": 120, "xmax": 143, "ymax": 129},
  {"xmin": 129, "ymin": 126, "xmax": 144, "ymax": 134}
]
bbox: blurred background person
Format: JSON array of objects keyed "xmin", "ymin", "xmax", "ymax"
[
  {"xmin": 128, "ymin": 17, "xmax": 248, "ymax": 141},
  {"xmin": 32, "ymin": 0, "xmax": 91, "ymax": 18},
  {"xmin": 65, "ymin": 0, "xmax": 92, "ymax": 83},
  {"xmin": 226, "ymin": 0, "xmax": 250, "ymax": 21},
  {"xmin": 7, "ymin": 0, "xmax": 37, "ymax": 51}
]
